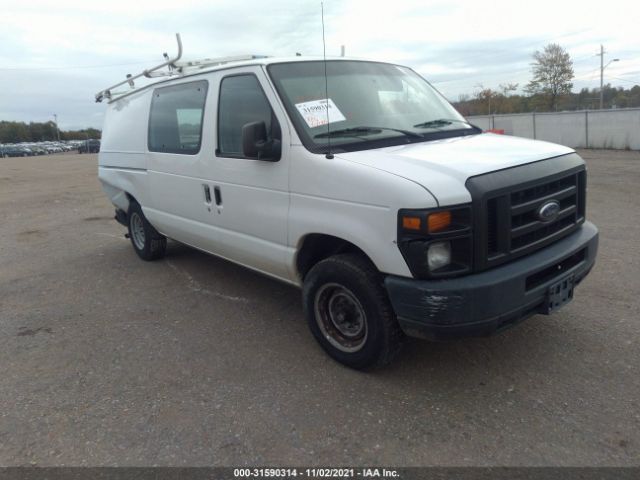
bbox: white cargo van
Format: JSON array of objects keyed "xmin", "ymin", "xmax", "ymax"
[{"xmin": 97, "ymin": 37, "xmax": 598, "ymax": 369}]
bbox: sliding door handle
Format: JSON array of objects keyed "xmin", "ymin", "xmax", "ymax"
[{"xmin": 214, "ymin": 186, "xmax": 222, "ymax": 206}]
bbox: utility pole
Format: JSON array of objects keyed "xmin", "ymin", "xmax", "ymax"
[
  {"xmin": 53, "ymin": 113, "xmax": 61, "ymax": 141},
  {"xmin": 599, "ymin": 45, "xmax": 604, "ymax": 109},
  {"xmin": 597, "ymin": 45, "xmax": 619, "ymax": 109}
]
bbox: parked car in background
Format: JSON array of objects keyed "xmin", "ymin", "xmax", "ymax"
[
  {"xmin": 78, "ymin": 139, "xmax": 100, "ymax": 154},
  {"xmin": 1, "ymin": 142, "xmax": 83, "ymax": 157},
  {"xmin": 1, "ymin": 145, "xmax": 32, "ymax": 157},
  {"xmin": 30, "ymin": 146, "xmax": 48, "ymax": 155},
  {"xmin": 48, "ymin": 145, "xmax": 63, "ymax": 153}
]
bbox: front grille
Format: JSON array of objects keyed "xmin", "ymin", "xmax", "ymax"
[
  {"xmin": 510, "ymin": 174, "xmax": 581, "ymax": 250},
  {"xmin": 466, "ymin": 155, "xmax": 587, "ymax": 272}
]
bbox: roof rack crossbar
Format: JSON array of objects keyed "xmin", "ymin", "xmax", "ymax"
[
  {"xmin": 174, "ymin": 54, "xmax": 268, "ymax": 71},
  {"xmin": 95, "ymin": 33, "xmax": 183, "ymax": 103}
]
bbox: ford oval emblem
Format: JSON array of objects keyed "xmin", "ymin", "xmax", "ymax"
[{"xmin": 537, "ymin": 200, "xmax": 560, "ymax": 222}]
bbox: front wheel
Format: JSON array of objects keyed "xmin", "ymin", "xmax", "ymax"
[
  {"xmin": 127, "ymin": 201, "xmax": 167, "ymax": 261},
  {"xmin": 303, "ymin": 254, "xmax": 403, "ymax": 370}
]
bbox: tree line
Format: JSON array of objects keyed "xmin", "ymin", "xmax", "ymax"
[
  {"xmin": 0, "ymin": 121, "xmax": 101, "ymax": 144},
  {"xmin": 453, "ymin": 43, "xmax": 640, "ymax": 116},
  {"xmin": 454, "ymin": 83, "xmax": 640, "ymax": 117}
]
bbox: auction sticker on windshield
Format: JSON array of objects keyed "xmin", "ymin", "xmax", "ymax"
[{"xmin": 294, "ymin": 98, "xmax": 346, "ymax": 128}]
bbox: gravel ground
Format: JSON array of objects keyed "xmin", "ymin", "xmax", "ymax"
[{"xmin": 0, "ymin": 149, "xmax": 638, "ymax": 466}]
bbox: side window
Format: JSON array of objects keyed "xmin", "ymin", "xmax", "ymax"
[
  {"xmin": 217, "ymin": 74, "xmax": 280, "ymax": 157},
  {"xmin": 148, "ymin": 80, "xmax": 207, "ymax": 155}
]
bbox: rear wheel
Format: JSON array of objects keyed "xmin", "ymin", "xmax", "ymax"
[
  {"xmin": 127, "ymin": 201, "xmax": 167, "ymax": 261},
  {"xmin": 303, "ymin": 254, "xmax": 403, "ymax": 369}
]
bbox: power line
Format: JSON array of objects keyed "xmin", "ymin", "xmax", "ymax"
[{"xmin": 608, "ymin": 75, "xmax": 640, "ymax": 85}]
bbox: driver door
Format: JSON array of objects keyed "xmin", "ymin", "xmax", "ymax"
[{"xmin": 204, "ymin": 67, "xmax": 292, "ymax": 282}]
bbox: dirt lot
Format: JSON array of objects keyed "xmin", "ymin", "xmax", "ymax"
[{"xmin": 0, "ymin": 150, "xmax": 639, "ymax": 466}]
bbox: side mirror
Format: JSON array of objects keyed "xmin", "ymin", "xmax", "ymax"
[{"xmin": 241, "ymin": 121, "xmax": 281, "ymax": 161}]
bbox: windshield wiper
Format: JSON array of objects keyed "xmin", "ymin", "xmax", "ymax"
[
  {"xmin": 314, "ymin": 126, "xmax": 423, "ymax": 139},
  {"xmin": 413, "ymin": 118, "xmax": 482, "ymax": 132}
]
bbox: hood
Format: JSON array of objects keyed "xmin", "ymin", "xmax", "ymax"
[{"xmin": 337, "ymin": 133, "xmax": 575, "ymax": 206}]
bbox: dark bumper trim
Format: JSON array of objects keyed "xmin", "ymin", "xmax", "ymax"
[{"xmin": 385, "ymin": 222, "xmax": 598, "ymax": 340}]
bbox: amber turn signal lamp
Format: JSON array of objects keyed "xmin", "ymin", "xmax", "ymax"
[
  {"xmin": 402, "ymin": 216, "xmax": 422, "ymax": 231},
  {"xmin": 428, "ymin": 211, "xmax": 452, "ymax": 232}
]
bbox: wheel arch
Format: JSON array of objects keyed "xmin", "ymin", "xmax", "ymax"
[
  {"xmin": 124, "ymin": 191, "xmax": 138, "ymax": 205},
  {"xmin": 98, "ymin": 165, "xmax": 150, "ymax": 214},
  {"xmin": 295, "ymin": 233, "xmax": 377, "ymax": 281}
]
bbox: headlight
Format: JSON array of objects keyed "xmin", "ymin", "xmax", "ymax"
[
  {"xmin": 427, "ymin": 241, "xmax": 451, "ymax": 270},
  {"xmin": 398, "ymin": 205, "xmax": 472, "ymax": 278}
]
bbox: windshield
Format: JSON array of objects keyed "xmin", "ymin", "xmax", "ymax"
[{"xmin": 267, "ymin": 60, "xmax": 476, "ymax": 153}]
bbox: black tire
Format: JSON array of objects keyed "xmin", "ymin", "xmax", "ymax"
[
  {"xmin": 303, "ymin": 253, "xmax": 403, "ymax": 370},
  {"xmin": 127, "ymin": 201, "xmax": 167, "ymax": 261}
]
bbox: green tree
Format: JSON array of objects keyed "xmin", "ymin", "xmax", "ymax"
[
  {"xmin": 473, "ymin": 84, "xmax": 497, "ymax": 115},
  {"xmin": 0, "ymin": 121, "xmax": 30, "ymax": 143},
  {"xmin": 61, "ymin": 128, "xmax": 101, "ymax": 140},
  {"xmin": 525, "ymin": 43, "xmax": 574, "ymax": 111},
  {"xmin": 494, "ymin": 83, "xmax": 519, "ymax": 113}
]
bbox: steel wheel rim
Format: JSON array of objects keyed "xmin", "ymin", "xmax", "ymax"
[
  {"xmin": 130, "ymin": 212, "xmax": 146, "ymax": 250},
  {"xmin": 314, "ymin": 283, "xmax": 368, "ymax": 353}
]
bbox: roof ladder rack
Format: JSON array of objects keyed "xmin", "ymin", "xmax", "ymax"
[
  {"xmin": 95, "ymin": 33, "xmax": 184, "ymax": 103},
  {"xmin": 95, "ymin": 34, "xmax": 270, "ymax": 104}
]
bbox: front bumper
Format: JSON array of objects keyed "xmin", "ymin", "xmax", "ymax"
[{"xmin": 385, "ymin": 221, "xmax": 598, "ymax": 340}]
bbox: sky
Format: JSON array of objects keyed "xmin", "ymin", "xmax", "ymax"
[{"xmin": 1, "ymin": 0, "xmax": 639, "ymax": 130}]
